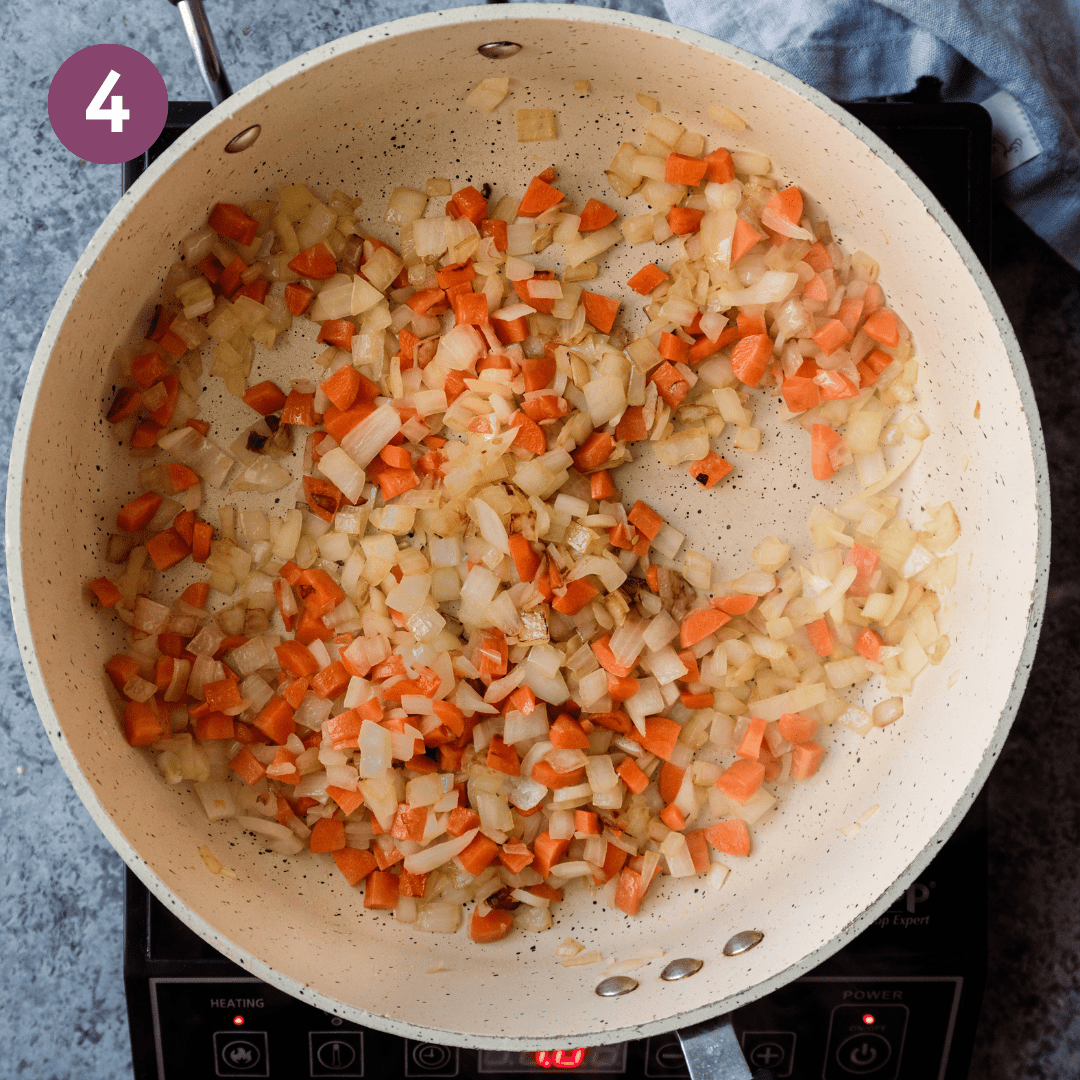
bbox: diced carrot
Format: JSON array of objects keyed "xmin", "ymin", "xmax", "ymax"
[
  {"xmin": 192, "ymin": 711, "xmax": 235, "ymax": 741},
  {"xmin": 88, "ymin": 578, "xmax": 122, "ymax": 608},
  {"xmin": 803, "ymin": 273, "xmax": 829, "ymax": 302},
  {"xmin": 105, "ymin": 654, "xmax": 141, "ymax": 692},
  {"xmin": 452, "ymin": 290, "xmax": 490, "ymax": 327},
  {"xmin": 229, "ymin": 747, "xmax": 267, "ymax": 786},
  {"xmin": 519, "ymin": 394, "xmax": 568, "ymax": 422},
  {"xmin": 590, "ymin": 470, "xmax": 616, "ymax": 500},
  {"xmin": 180, "ymin": 582, "xmax": 209, "ymax": 609},
  {"xmin": 480, "ymin": 218, "xmax": 508, "ymax": 252},
  {"xmin": 319, "ymin": 365, "xmax": 362, "ymax": 412},
  {"xmin": 731, "ymin": 217, "xmax": 765, "ymax": 267},
  {"xmin": 658, "ymin": 762, "xmax": 684, "ymax": 803},
  {"xmin": 283, "ymin": 282, "xmax": 314, "ymax": 316},
  {"xmin": 574, "ymin": 811, "xmax": 601, "ymax": 836},
  {"xmin": 552, "ymin": 579, "xmax": 599, "ymax": 616},
  {"xmin": 812, "ymin": 318, "xmax": 853, "ymax": 357},
  {"xmin": 203, "ymin": 677, "xmax": 243, "ymax": 712},
  {"xmin": 591, "ymin": 634, "xmax": 634, "ymax": 678},
  {"xmin": 447, "ymin": 807, "xmax": 481, "ymax": 837},
  {"xmin": 845, "ymin": 544, "xmax": 880, "ymax": 598},
  {"xmin": 288, "ymin": 243, "xmax": 338, "ymax": 280},
  {"xmin": 531, "ymin": 761, "xmax": 587, "ymax": 789},
  {"xmin": 532, "ymin": 831, "xmax": 571, "ymax": 878},
  {"xmin": 730, "ymin": 333, "xmax": 772, "ymax": 388},
  {"xmin": 521, "ymin": 354, "xmax": 556, "ymax": 392},
  {"xmin": 131, "ymin": 352, "xmax": 168, "ymax": 389},
  {"xmin": 311, "ymin": 660, "xmax": 350, "ymax": 701},
  {"xmin": 615, "ymin": 405, "xmax": 648, "ymax": 442},
  {"xmin": 332, "ymin": 847, "xmax": 378, "ymax": 886},
  {"xmin": 638, "ymin": 716, "xmax": 682, "ymax": 761},
  {"xmin": 660, "ymin": 804, "xmax": 686, "ymax": 831},
  {"xmin": 486, "ymin": 735, "xmax": 521, "ymax": 777},
  {"xmin": 451, "ymin": 186, "xmax": 489, "ymax": 225},
  {"xmin": 549, "ymin": 714, "xmax": 591, "ymax": 750},
  {"xmin": 600, "ymin": 842, "xmax": 630, "ymax": 885},
  {"xmin": 649, "ymin": 361, "xmax": 690, "ymax": 407},
  {"xmin": 627, "ymin": 264, "xmax": 669, "ymax": 295},
  {"xmin": 735, "ymin": 311, "xmax": 767, "ymax": 338},
  {"xmin": 124, "ymin": 699, "xmax": 170, "ymax": 747},
  {"xmin": 323, "ymin": 400, "xmax": 376, "ymax": 442},
  {"xmin": 171, "ymin": 510, "xmax": 195, "ymax": 546},
  {"xmin": 517, "ymin": 175, "xmax": 564, "ymax": 217},
  {"xmin": 616, "ymin": 757, "xmax": 649, "ymax": 795},
  {"xmin": 790, "ymin": 740, "xmax": 825, "ymax": 780},
  {"xmin": 145, "ymin": 529, "xmax": 190, "ymax": 571},
  {"xmin": 688, "ymin": 325, "xmax": 739, "ymax": 364},
  {"xmin": 191, "ymin": 521, "xmax": 213, "ymax": 564},
  {"xmin": 811, "ymin": 424, "xmax": 844, "ymax": 480},
  {"xmin": 578, "ymin": 198, "xmax": 617, "ymax": 232},
  {"xmin": 282, "ymin": 388, "xmax": 319, "ymax": 427},
  {"xmin": 208, "ymin": 203, "xmax": 258, "ymax": 245},
  {"xmin": 614, "ymin": 867, "xmax": 649, "ymax": 916},
  {"xmin": 508, "ymin": 411, "xmax": 546, "ymax": 456},
  {"xmin": 703, "ymin": 147, "xmax": 735, "ymax": 183},
  {"xmin": 715, "ymin": 759, "xmax": 766, "ymax": 804},
  {"xmin": 130, "ymin": 420, "xmax": 161, "ymax": 449},
  {"xmin": 588, "ymin": 710, "xmax": 634, "ymax": 736},
  {"xmin": 476, "ymin": 631, "xmax": 508, "ymax": 676},
  {"xmin": 580, "ymin": 291, "xmax": 620, "ymax": 334},
  {"xmin": 806, "ymin": 617, "xmax": 835, "ymax": 657},
  {"xmin": 326, "ymin": 785, "xmax": 366, "ymax": 816},
  {"xmin": 470, "ymin": 907, "xmax": 515, "ymax": 943},
  {"xmin": 363, "ymin": 869, "xmax": 400, "ymax": 910},
  {"xmin": 668, "ymin": 206, "xmax": 705, "ymax": 235},
  {"xmin": 372, "ymin": 844, "xmax": 404, "ymax": 871},
  {"xmin": 765, "ymin": 185, "xmax": 803, "ymax": 226},
  {"xmin": 704, "ymin": 819, "xmax": 751, "ymax": 857},
  {"xmin": 804, "ymin": 241, "xmax": 833, "ymax": 272},
  {"xmin": 680, "ymin": 607, "xmax": 730, "ymax": 648},
  {"xmin": 505, "ymin": 534, "xmax": 541, "ymax": 586},
  {"xmin": 863, "ymin": 308, "xmax": 900, "ymax": 347},
  {"xmin": 856, "ymin": 628, "xmax": 883, "ymax": 663},
  {"xmin": 572, "ymin": 431, "xmax": 615, "ymax": 472},
  {"xmin": 398, "ymin": 868, "xmax": 428, "ymax": 898},
  {"xmin": 457, "ymin": 833, "xmax": 500, "ymax": 877},
  {"xmin": 606, "ymin": 672, "xmax": 639, "ymax": 703},
  {"xmin": 252, "ymin": 695, "xmax": 295, "ymax": 745},
  {"xmin": 198, "ymin": 253, "xmax": 224, "ymax": 284},
  {"xmin": 665, "ymin": 152, "xmax": 708, "ymax": 186},
  {"xmin": 235, "ymin": 279, "xmax": 270, "ymax": 304},
  {"xmin": 626, "ymin": 501, "xmax": 662, "ymax": 541},
  {"xmin": 782, "ymin": 375, "xmax": 821, "ymax": 414},
  {"xmin": 646, "ymin": 565, "xmax": 660, "ymax": 592},
  {"xmin": 736, "ymin": 715, "xmax": 768, "ymax": 760},
  {"xmin": 299, "ymin": 568, "xmax": 346, "ymax": 618},
  {"xmin": 688, "ymin": 452, "xmax": 733, "ymax": 489},
  {"xmin": 777, "ymin": 712, "xmax": 818, "ymax": 744},
  {"xmin": 499, "ymin": 838, "xmax": 535, "ymax": 875},
  {"xmin": 684, "ymin": 829, "xmax": 711, "ymax": 874},
  {"xmin": 391, "ymin": 804, "xmax": 429, "ymax": 842},
  {"xmin": 658, "ymin": 331, "xmax": 690, "ymax": 366},
  {"xmin": 116, "ymin": 491, "xmax": 162, "ymax": 533}
]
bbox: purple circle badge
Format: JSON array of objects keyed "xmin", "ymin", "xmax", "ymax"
[{"xmin": 48, "ymin": 44, "xmax": 168, "ymax": 165}]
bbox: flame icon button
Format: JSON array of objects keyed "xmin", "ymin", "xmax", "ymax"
[{"xmin": 213, "ymin": 1032, "xmax": 269, "ymax": 1076}]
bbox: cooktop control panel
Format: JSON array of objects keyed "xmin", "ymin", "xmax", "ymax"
[{"xmin": 140, "ymin": 973, "xmax": 959, "ymax": 1079}]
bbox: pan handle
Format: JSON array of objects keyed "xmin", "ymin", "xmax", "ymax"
[
  {"xmin": 677, "ymin": 1013, "xmax": 773, "ymax": 1080},
  {"xmin": 167, "ymin": 0, "xmax": 233, "ymax": 105}
]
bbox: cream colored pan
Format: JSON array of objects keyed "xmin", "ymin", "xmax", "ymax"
[{"xmin": 7, "ymin": 3, "xmax": 1048, "ymax": 1059}]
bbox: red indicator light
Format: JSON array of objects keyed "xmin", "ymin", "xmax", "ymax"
[
  {"xmin": 862, "ymin": 1013, "xmax": 875, "ymax": 1025},
  {"xmin": 233, "ymin": 1015, "xmax": 245, "ymax": 1026},
  {"xmin": 534, "ymin": 1049, "xmax": 588, "ymax": 1069}
]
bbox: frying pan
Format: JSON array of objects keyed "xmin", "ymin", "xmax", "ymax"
[{"xmin": 8, "ymin": 2, "xmax": 1048, "ymax": 1067}]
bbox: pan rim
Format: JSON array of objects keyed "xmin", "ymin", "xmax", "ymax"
[{"xmin": 6, "ymin": 2, "xmax": 1050, "ymax": 1050}]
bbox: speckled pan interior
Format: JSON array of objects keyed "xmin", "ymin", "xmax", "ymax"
[{"xmin": 8, "ymin": 5, "xmax": 1048, "ymax": 1050}]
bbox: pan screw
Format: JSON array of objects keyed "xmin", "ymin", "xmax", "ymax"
[
  {"xmin": 477, "ymin": 41, "xmax": 522, "ymax": 59},
  {"xmin": 660, "ymin": 957, "xmax": 704, "ymax": 981},
  {"xmin": 595, "ymin": 975, "xmax": 639, "ymax": 998},
  {"xmin": 225, "ymin": 124, "xmax": 261, "ymax": 153},
  {"xmin": 723, "ymin": 930, "xmax": 764, "ymax": 956}
]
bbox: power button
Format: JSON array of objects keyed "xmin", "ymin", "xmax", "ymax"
[
  {"xmin": 822, "ymin": 1004, "xmax": 908, "ymax": 1080},
  {"xmin": 836, "ymin": 1033, "xmax": 892, "ymax": 1074}
]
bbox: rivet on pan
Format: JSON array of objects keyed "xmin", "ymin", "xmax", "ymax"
[
  {"xmin": 723, "ymin": 930, "xmax": 764, "ymax": 956},
  {"xmin": 477, "ymin": 41, "xmax": 522, "ymax": 59},
  {"xmin": 660, "ymin": 957, "xmax": 704, "ymax": 981},
  {"xmin": 225, "ymin": 125, "xmax": 261, "ymax": 153},
  {"xmin": 595, "ymin": 975, "xmax": 639, "ymax": 998}
]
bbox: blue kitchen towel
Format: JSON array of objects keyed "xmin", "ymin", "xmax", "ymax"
[{"xmin": 661, "ymin": 0, "xmax": 1080, "ymax": 270}]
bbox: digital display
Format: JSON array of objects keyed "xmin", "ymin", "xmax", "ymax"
[
  {"xmin": 478, "ymin": 1044, "xmax": 627, "ymax": 1074},
  {"xmin": 535, "ymin": 1049, "xmax": 587, "ymax": 1069}
]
